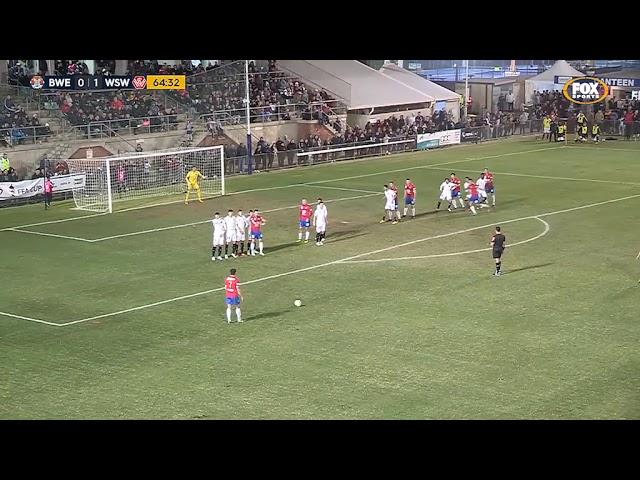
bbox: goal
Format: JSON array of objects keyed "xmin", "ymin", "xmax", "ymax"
[{"xmin": 66, "ymin": 145, "xmax": 225, "ymax": 213}]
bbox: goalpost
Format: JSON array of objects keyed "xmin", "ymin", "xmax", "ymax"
[{"xmin": 66, "ymin": 145, "xmax": 225, "ymax": 213}]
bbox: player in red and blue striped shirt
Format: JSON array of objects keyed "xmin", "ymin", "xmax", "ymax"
[
  {"xmin": 403, "ymin": 178, "xmax": 416, "ymax": 218},
  {"xmin": 224, "ymin": 268, "xmax": 243, "ymax": 324},
  {"xmin": 249, "ymin": 210, "xmax": 266, "ymax": 256},
  {"xmin": 297, "ymin": 199, "xmax": 314, "ymax": 243}
]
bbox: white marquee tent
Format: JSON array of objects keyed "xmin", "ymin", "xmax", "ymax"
[
  {"xmin": 379, "ymin": 63, "xmax": 461, "ymax": 120},
  {"xmin": 524, "ymin": 60, "xmax": 584, "ymax": 103}
]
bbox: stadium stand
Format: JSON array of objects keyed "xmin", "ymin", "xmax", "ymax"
[
  {"xmin": 55, "ymin": 90, "xmax": 180, "ymax": 136},
  {"xmin": 2, "ymin": 94, "xmax": 53, "ymax": 146}
]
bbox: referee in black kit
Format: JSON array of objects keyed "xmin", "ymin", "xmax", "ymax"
[{"xmin": 491, "ymin": 226, "xmax": 506, "ymax": 276}]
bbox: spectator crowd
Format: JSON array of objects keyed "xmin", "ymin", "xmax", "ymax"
[
  {"xmin": 2, "ymin": 95, "xmax": 53, "ymax": 147},
  {"xmin": 530, "ymin": 89, "xmax": 639, "ymax": 135},
  {"xmin": 56, "ymin": 91, "xmax": 179, "ymax": 135},
  {"xmin": 174, "ymin": 60, "xmax": 340, "ymax": 124}
]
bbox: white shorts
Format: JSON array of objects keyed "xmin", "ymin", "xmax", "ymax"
[
  {"xmin": 226, "ymin": 232, "xmax": 237, "ymax": 243},
  {"xmin": 315, "ymin": 222, "xmax": 326, "ymax": 233},
  {"xmin": 480, "ymin": 190, "xmax": 487, "ymax": 198},
  {"xmin": 439, "ymin": 192, "xmax": 452, "ymax": 201},
  {"xmin": 385, "ymin": 202, "xmax": 395, "ymax": 211},
  {"xmin": 235, "ymin": 231, "xmax": 246, "ymax": 242},
  {"xmin": 543, "ymin": 127, "xmax": 550, "ymax": 134},
  {"xmin": 213, "ymin": 234, "xmax": 225, "ymax": 246}
]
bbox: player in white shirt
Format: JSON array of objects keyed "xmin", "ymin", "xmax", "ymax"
[
  {"xmin": 313, "ymin": 198, "xmax": 328, "ymax": 245},
  {"xmin": 211, "ymin": 212, "xmax": 227, "ymax": 261},
  {"xmin": 436, "ymin": 178, "xmax": 454, "ymax": 212},
  {"xmin": 388, "ymin": 181, "xmax": 402, "ymax": 221},
  {"xmin": 235, "ymin": 209, "xmax": 250, "ymax": 256},
  {"xmin": 223, "ymin": 210, "xmax": 237, "ymax": 258},
  {"xmin": 381, "ymin": 185, "xmax": 400, "ymax": 224},
  {"xmin": 476, "ymin": 174, "xmax": 489, "ymax": 204}
]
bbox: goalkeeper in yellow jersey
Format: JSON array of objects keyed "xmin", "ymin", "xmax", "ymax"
[{"xmin": 185, "ymin": 166, "xmax": 206, "ymax": 204}]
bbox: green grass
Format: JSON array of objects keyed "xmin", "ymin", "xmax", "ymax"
[{"xmin": 1, "ymin": 137, "xmax": 639, "ymax": 419}]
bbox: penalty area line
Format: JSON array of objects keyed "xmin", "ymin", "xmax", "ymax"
[
  {"xmin": 89, "ymin": 191, "xmax": 380, "ymax": 242},
  {"xmin": 341, "ymin": 217, "xmax": 550, "ymax": 264},
  {"xmin": 5, "ymin": 228, "xmax": 94, "ymax": 243},
  {"xmin": 0, "ymin": 311, "xmax": 63, "ymax": 327}
]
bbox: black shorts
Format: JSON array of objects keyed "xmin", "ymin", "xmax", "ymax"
[
  {"xmin": 45, "ymin": 192, "xmax": 52, "ymax": 202},
  {"xmin": 492, "ymin": 248, "xmax": 503, "ymax": 259}
]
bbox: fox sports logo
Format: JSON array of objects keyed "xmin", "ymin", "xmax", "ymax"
[{"xmin": 562, "ymin": 77, "xmax": 609, "ymax": 105}]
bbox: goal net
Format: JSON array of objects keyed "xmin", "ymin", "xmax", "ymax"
[{"xmin": 66, "ymin": 145, "xmax": 225, "ymax": 213}]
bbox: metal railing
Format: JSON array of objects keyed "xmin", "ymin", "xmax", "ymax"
[
  {"xmin": 64, "ymin": 115, "xmax": 183, "ymax": 140},
  {"xmin": 222, "ymin": 136, "xmax": 416, "ymax": 175},
  {"xmin": 461, "ymin": 119, "xmax": 545, "ymax": 139},
  {"xmin": 599, "ymin": 120, "xmax": 640, "ymax": 137},
  {"xmin": 417, "ymin": 65, "xmax": 545, "ymax": 82},
  {"xmin": 1, "ymin": 125, "xmax": 57, "ymax": 146},
  {"xmin": 199, "ymin": 102, "xmax": 347, "ymax": 126}
]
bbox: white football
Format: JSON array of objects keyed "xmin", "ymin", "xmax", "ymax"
[{"xmin": 294, "ymin": 299, "xmax": 302, "ymax": 307}]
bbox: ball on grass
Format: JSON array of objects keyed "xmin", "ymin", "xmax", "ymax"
[{"xmin": 294, "ymin": 299, "xmax": 302, "ymax": 307}]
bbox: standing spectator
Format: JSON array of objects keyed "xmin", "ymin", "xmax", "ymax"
[
  {"xmin": 143, "ymin": 159, "xmax": 151, "ymax": 185},
  {"xmin": 623, "ymin": 110, "xmax": 634, "ymax": 140},
  {"xmin": 513, "ymin": 112, "xmax": 521, "ymax": 135},
  {"xmin": 595, "ymin": 109, "xmax": 604, "ymax": 126},
  {"xmin": 186, "ymin": 120, "xmax": 194, "ymax": 142},
  {"xmin": 0, "ymin": 152, "xmax": 9, "ymax": 174},
  {"xmin": 549, "ymin": 118, "xmax": 558, "ymax": 143},
  {"xmin": 519, "ymin": 110, "xmax": 529, "ymax": 134},
  {"xmin": 236, "ymin": 142, "xmax": 247, "ymax": 173},
  {"xmin": 506, "ymin": 91, "xmax": 515, "ymax": 111},
  {"xmin": 286, "ymin": 138, "xmax": 297, "ymax": 166},
  {"xmin": 275, "ymin": 137, "xmax": 286, "ymax": 168}
]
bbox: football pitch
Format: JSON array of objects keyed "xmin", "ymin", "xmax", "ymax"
[{"xmin": 1, "ymin": 137, "xmax": 639, "ymax": 419}]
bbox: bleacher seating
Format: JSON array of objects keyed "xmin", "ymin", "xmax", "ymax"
[
  {"xmin": 55, "ymin": 91, "xmax": 179, "ymax": 135},
  {"xmin": 2, "ymin": 95, "xmax": 53, "ymax": 147}
]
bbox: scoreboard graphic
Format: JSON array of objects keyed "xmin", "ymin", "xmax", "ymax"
[{"xmin": 29, "ymin": 74, "xmax": 186, "ymax": 91}]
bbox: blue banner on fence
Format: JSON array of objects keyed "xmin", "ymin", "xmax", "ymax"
[{"xmin": 417, "ymin": 138, "xmax": 440, "ymax": 149}]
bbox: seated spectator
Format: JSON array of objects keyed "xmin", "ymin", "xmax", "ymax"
[
  {"xmin": 11, "ymin": 125, "xmax": 27, "ymax": 145},
  {"xmin": 5, "ymin": 166, "xmax": 18, "ymax": 181},
  {"xmin": 32, "ymin": 167, "xmax": 44, "ymax": 179},
  {"xmin": 4, "ymin": 95, "xmax": 19, "ymax": 113},
  {"xmin": 54, "ymin": 161, "xmax": 69, "ymax": 176}
]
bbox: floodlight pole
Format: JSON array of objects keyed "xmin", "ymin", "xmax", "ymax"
[
  {"xmin": 245, "ymin": 60, "xmax": 252, "ymax": 175},
  {"xmin": 464, "ymin": 60, "xmax": 470, "ymax": 120}
]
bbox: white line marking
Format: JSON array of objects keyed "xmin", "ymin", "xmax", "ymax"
[
  {"xmin": 0, "ymin": 311, "xmax": 62, "ymax": 327},
  {"xmin": 423, "ymin": 166, "xmax": 640, "ymax": 187},
  {"xmin": 45, "ymin": 193, "xmax": 640, "ymax": 327},
  {"xmin": 306, "ymin": 146, "xmax": 566, "ymax": 185},
  {"xmin": 538, "ymin": 194, "xmax": 640, "ymax": 217},
  {"xmin": 5, "ymin": 228, "xmax": 94, "ymax": 243},
  {"xmin": 309, "ymin": 184, "xmax": 380, "ymax": 194},
  {"xmin": 566, "ymin": 145, "xmax": 640, "ymax": 153},
  {"xmin": 0, "ymin": 212, "xmax": 107, "ymax": 231},
  {"xmin": 342, "ymin": 217, "xmax": 550, "ymax": 263},
  {"xmin": 461, "ymin": 145, "xmax": 566, "ymax": 161},
  {"xmin": 89, "ymin": 192, "xmax": 380, "ymax": 242}
]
